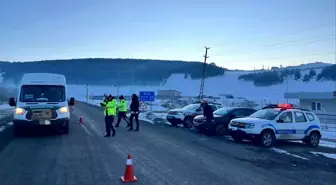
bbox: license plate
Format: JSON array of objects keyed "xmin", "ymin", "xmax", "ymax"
[
  {"xmin": 167, "ymin": 116, "xmax": 174, "ymax": 119},
  {"xmin": 39, "ymin": 120, "xmax": 51, "ymax": 125},
  {"xmin": 32, "ymin": 110, "xmax": 52, "ymax": 120},
  {"xmin": 231, "ymin": 127, "xmax": 238, "ymax": 131}
]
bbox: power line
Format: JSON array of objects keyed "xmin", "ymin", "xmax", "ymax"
[
  {"xmin": 212, "ymin": 24, "xmax": 335, "ymax": 48},
  {"xmin": 219, "ymin": 51, "xmax": 335, "ymax": 64},
  {"xmin": 199, "ymin": 46, "xmax": 210, "ymax": 100},
  {"xmin": 212, "ymin": 35, "xmax": 336, "ymax": 56}
]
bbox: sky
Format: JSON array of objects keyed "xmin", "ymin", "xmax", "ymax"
[{"xmin": 0, "ymin": 0, "xmax": 335, "ymax": 70}]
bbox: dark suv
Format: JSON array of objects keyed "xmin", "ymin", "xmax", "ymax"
[{"xmin": 193, "ymin": 107, "xmax": 256, "ymax": 136}]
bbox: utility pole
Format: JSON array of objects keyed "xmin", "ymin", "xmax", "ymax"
[
  {"xmin": 199, "ymin": 46, "xmax": 210, "ymax": 100},
  {"xmin": 285, "ymin": 77, "xmax": 289, "ymax": 103},
  {"xmin": 85, "ymin": 84, "xmax": 89, "ymax": 102}
]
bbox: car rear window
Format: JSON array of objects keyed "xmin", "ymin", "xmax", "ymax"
[{"xmin": 305, "ymin": 113, "xmax": 315, "ymax": 121}]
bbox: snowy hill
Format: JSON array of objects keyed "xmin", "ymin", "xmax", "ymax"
[
  {"xmin": 68, "ymin": 65, "xmax": 335, "ymax": 105},
  {"xmin": 283, "ymin": 62, "xmax": 332, "ymax": 70}
]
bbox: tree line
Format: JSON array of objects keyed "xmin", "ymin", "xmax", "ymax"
[
  {"xmin": 238, "ymin": 64, "xmax": 336, "ymax": 86},
  {"xmin": 0, "ymin": 58, "xmax": 225, "ymax": 86}
]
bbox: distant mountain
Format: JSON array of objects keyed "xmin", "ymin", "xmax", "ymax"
[{"xmin": 0, "ymin": 58, "xmax": 225, "ymax": 86}]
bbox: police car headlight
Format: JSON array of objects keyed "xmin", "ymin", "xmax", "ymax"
[
  {"xmin": 58, "ymin": 107, "xmax": 68, "ymax": 114},
  {"xmin": 176, "ymin": 112, "xmax": 183, "ymax": 115},
  {"xmin": 15, "ymin": 108, "xmax": 25, "ymax": 115},
  {"xmin": 245, "ymin": 123, "xmax": 255, "ymax": 128}
]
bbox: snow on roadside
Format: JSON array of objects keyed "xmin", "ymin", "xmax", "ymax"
[
  {"xmin": 0, "ymin": 104, "xmax": 12, "ymax": 110},
  {"xmin": 270, "ymin": 148, "xmax": 309, "ymax": 160},
  {"xmin": 0, "ymin": 104, "xmax": 14, "ymax": 119},
  {"xmin": 320, "ymin": 140, "xmax": 336, "ymax": 148},
  {"xmin": 311, "ymin": 151, "xmax": 336, "ymax": 160},
  {"xmin": 291, "ymin": 140, "xmax": 336, "ymax": 149},
  {"xmin": 322, "ymin": 131, "xmax": 336, "ymax": 140}
]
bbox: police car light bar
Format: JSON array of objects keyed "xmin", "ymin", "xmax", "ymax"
[{"xmin": 277, "ymin": 103, "xmax": 293, "ymax": 109}]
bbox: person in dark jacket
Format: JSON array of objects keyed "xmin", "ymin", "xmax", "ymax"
[
  {"xmin": 115, "ymin": 95, "xmax": 130, "ymax": 128},
  {"xmin": 128, "ymin": 93, "xmax": 140, "ymax": 131},
  {"xmin": 201, "ymin": 100, "xmax": 214, "ymax": 125}
]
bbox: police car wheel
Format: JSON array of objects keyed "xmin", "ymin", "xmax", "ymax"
[
  {"xmin": 260, "ymin": 130, "xmax": 275, "ymax": 148},
  {"xmin": 308, "ymin": 132, "xmax": 320, "ymax": 148}
]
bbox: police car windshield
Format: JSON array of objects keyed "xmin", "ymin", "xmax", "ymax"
[
  {"xmin": 20, "ymin": 85, "xmax": 66, "ymax": 102},
  {"xmin": 182, "ymin": 104, "xmax": 199, "ymax": 110},
  {"xmin": 249, "ymin": 108, "xmax": 281, "ymax": 120}
]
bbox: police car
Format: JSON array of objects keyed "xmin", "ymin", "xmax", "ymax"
[{"xmin": 228, "ymin": 104, "xmax": 322, "ymax": 148}]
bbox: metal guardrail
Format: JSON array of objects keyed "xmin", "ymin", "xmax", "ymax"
[{"xmin": 316, "ymin": 113, "xmax": 336, "ymax": 132}]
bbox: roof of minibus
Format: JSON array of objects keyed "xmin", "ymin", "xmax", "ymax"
[{"xmin": 20, "ymin": 73, "xmax": 66, "ymax": 86}]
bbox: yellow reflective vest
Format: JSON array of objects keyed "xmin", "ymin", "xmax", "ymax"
[
  {"xmin": 101, "ymin": 99, "xmax": 117, "ymax": 116},
  {"xmin": 118, "ymin": 99, "xmax": 127, "ymax": 112}
]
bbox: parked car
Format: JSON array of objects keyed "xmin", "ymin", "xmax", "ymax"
[
  {"xmin": 228, "ymin": 103, "xmax": 322, "ymax": 148},
  {"xmin": 193, "ymin": 107, "xmax": 256, "ymax": 136},
  {"xmin": 166, "ymin": 103, "xmax": 221, "ymax": 128}
]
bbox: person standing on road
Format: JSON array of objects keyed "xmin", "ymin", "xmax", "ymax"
[
  {"xmin": 201, "ymin": 100, "xmax": 214, "ymax": 126},
  {"xmin": 100, "ymin": 94, "xmax": 117, "ymax": 137},
  {"xmin": 128, "ymin": 93, "xmax": 140, "ymax": 131},
  {"xmin": 115, "ymin": 95, "xmax": 130, "ymax": 128}
]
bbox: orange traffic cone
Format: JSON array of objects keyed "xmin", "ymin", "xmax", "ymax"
[
  {"xmin": 121, "ymin": 154, "xmax": 138, "ymax": 183},
  {"xmin": 79, "ymin": 115, "xmax": 84, "ymax": 124}
]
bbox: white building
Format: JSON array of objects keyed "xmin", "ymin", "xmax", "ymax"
[
  {"xmin": 284, "ymin": 91, "xmax": 336, "ymax": 131},
  {"xmin": 284, "ymin": 91, "xmax": 336, "ymax": 114}
]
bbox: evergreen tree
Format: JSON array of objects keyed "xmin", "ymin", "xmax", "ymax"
[
  {"xmin": 302, "ymin": 74, "xmax": 310, "ymax": 82},
  {"xmin": 294, "ymin": 69, "xmax": 302, "ymax": 80}
]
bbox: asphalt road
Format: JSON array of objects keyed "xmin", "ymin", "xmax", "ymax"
[{"xmin": 0, "ymin": 102, "xmax": 335, "ymax": 185}]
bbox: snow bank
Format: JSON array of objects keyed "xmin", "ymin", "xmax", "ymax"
[
  {"xmin": 322, "ymin": 131, "xmax": 336, "ymax": 140},
  {"xmin": 0, "ymin": 104, "xmax": 12, "ymax": 110},
  {"xmin": 311, "ymin": 151, "xmax": 336, "ymax": 160},
  {"xmin": 271, "ymin": 148, "xmax": 309, "ymax": 160}
]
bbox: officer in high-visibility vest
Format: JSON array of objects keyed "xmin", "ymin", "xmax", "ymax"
[
  {"xmin": 115, "ymin": 95, "xmax": 130, "ymax": 128},
  {"xmin": 100, "ymin": 94, "xmax": 117, "ymax": 137}
]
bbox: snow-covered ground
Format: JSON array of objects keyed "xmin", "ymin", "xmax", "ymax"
[
  {"xmin": 322, "ymin": 131, "xmax": 336, "ymax": 140},
  {"xmin": 311, "ymin": 151, "xmax": 336, "ymax": 160},
  {"xmin": 68, "ymin": 69, "xmax": 334, "ymax": 105},
  {"xmin": 0, "ymin": 104, "xmax": 11, "ymax": 110},
  {"xmin": 0, "ymin": 103, "xmax": 14, "ymax": 119},
  {"xmin": 271, "ymin": 148, "xmax": 309, "ymax": 160}
]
